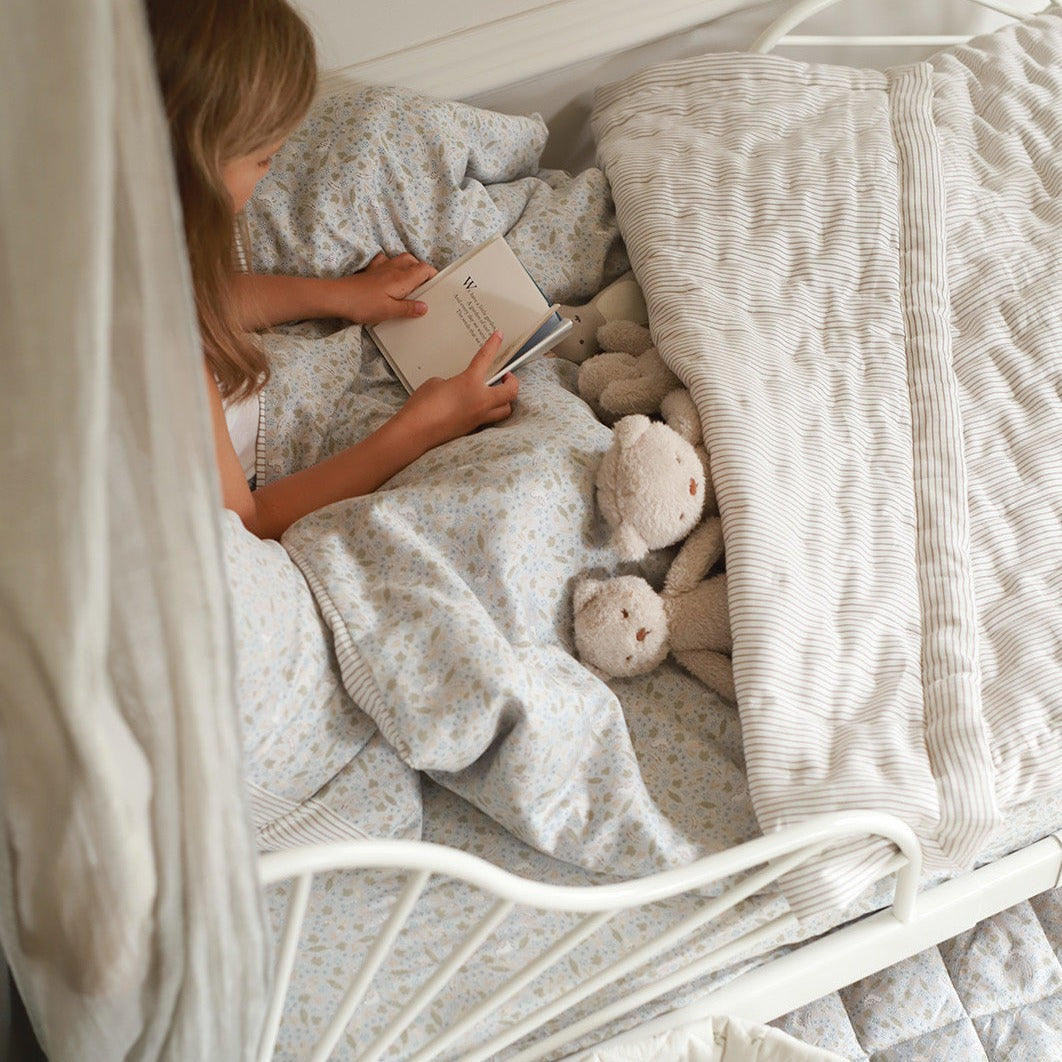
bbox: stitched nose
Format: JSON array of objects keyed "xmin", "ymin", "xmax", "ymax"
[
  {"xmin": 636, "ymin": 628, "xmax": 648, "ymax": 641},
  {"xmin": 689, "ymin": 478, "xmax": 698, "ymax": 496}
]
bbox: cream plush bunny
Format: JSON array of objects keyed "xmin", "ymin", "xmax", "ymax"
[
  {"xmin": 596, "ymin": 414, "xmax": 707, "ymax": 562},
  {"xmin": 573, "ymin": 519, "xmax": 734, "ymax": 701},
  {"xmin": 576, "ymin": 322, "xmax": 683, "ymax": 425},
  {"xmin": 553, "ymin": 270, "xmax": 649, "ymax": 363}
]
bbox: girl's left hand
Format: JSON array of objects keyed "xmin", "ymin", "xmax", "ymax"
[{"xmin": 335, "ymin": 252, "xmax": 437, "ymax": 324}]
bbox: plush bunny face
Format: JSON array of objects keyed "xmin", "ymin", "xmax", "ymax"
[
  {"xmin": 596, "ymin": 415, "xmax": 705, "ymax": 562},
  {"xmin": 554, "ymin": 273, "xmax": 649, "ymax": 363},
  {"xmin": 572, "ymin": 575, "xmax": 670, "ymax": 678}
]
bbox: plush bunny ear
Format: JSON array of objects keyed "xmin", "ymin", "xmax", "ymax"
[
  {"xmin": 611, "ymin": 413, "xmax": 651, "ymax": 447},
  {"xmin": 596, "ymin": 319, "xmax": 652, "ymax": 355},
  {"xmin": 660, "ymin": 387, "xmax": 702, "ymax": 445},
  {"xmin": 593, "ymin": 272, "xmax": 648, "ymax": 327},
  {"xmin": 573, "ymin": 576, "xmax": 607, "ymax": 613}
]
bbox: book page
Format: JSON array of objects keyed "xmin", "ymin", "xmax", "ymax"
[{"xmin": 369, "ymin": 236, "xmax": 560, "ymax": 391}]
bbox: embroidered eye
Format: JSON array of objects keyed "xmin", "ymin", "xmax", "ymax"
[{"xmin": 621, "ymin": 609, "xmax": 629, "ymax": 618}]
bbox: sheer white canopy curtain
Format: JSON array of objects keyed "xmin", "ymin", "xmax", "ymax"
[{"xmin": 0, "ymin": 0, "xmax": 269, "ymax": 1057}]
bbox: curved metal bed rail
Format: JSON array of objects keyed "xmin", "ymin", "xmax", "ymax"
[
  {"xmin": 750, "ymin": 0, "xmax": 1059, "ymax": 54},
  {"xmin": 257, "ymin": 810, "xmax": 920, "ymax": 1061}
]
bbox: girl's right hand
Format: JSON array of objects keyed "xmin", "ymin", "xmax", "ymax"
[
  {"xmin": 401, "ymin": 331, "xmax": 519, "ymax": 450},
  {"xmin": 210, "ymin": 334, "xmax": 518, "ymax": 540}
]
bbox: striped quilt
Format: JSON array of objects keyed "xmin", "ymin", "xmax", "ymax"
[{"xmin": 592, "ymin": 14, "xmax": 1062, "ymax": 911}]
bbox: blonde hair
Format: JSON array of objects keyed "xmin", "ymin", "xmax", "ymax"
[{"xmin": 147, "ymin": 0, "xmax": 317, "ymax": 400}]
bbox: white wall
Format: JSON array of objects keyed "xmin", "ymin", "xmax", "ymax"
[
  {"xmin": 295, "ymin": 0, "xmax": 540, "ymax": 74},
  {"xmin": 293, "ymin": 0, "xmax": 1041, "ymax": 171}
]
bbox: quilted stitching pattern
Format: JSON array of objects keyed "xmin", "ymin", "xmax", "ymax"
[{"xmin": 773, "ymin": 889, "xmax": 1062, "ymax": 1060}]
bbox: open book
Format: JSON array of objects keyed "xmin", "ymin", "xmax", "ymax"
[{"xmin": 368, "ymin": 235, "xmax": 572, "ymax": 393}]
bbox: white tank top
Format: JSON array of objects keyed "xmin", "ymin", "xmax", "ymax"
[{"xmin": 223, "ymin": 391, "xmax": 260, "ymax": 484}]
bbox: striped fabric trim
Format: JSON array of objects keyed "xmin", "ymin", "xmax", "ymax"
[
  {"xmin": 283, "ymin": 542, "xmax": 414, "ymax": 764},
  {"xmin": 886, "ymin": 62, "xmax": 997, "ymax": 869},
  {"xmin": 254, "ymin": 376, "xmax": 267, "ymax": 488},
  {"xmin": 248, "ymin": 782, "xmax": 372, "ymax": 851},
  {"xmin": 935, "ymin": 16, "xmax": 1062, "ymax": 813}
]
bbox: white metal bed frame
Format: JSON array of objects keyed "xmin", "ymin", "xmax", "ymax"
[
  {"xmin": 258, "ymin": 812, "xmax": 921, "ymax": 1062},
  {"xmin": 258, "ymin": 0, "xmax": 1062, "ymax": 1057},
  {"xmin": 258, "ymin": 814, "xmax": 1062, "ymax": 1060}
]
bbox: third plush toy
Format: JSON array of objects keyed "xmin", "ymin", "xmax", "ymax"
[{"xmin": 573, "ymin": 519, "xmax": 734, "ymax": 701}]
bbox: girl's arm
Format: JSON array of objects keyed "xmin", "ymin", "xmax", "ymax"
[
  {"xmin": 205, "ymin": 332, "xmax": 517, "ymax": 540},
  {"xmin": 232, "ymin": 252, "xmax": 437, "ymax": 329}
]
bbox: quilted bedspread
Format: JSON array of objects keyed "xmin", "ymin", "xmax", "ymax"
[
  {"xmin": 773, "ymin": 886, "xmax": 1062, "ymax": 1059},
  {"xmin": 592, "ymin": 14, "xmax": 1062, "ymax": 912}
]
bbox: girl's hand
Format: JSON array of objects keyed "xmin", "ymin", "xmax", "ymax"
[
  {"xmin": 335, "ymin": 252, "xmax": 437, "ymax": 325},
  {"xmin": 209, "ymin": 334, "xmax": 518, "ymax": 540},
  {"xmin": 401, "ymin": 331, "xmax": 519, "ymax": 450},
  {"xmin": 229, "ymin": 257, "xmax": 435, "ymax": 330}
]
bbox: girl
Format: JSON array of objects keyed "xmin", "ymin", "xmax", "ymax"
[{"xmin": 146, "ymin": 0, "xmax": 519, "ymax": 540}]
